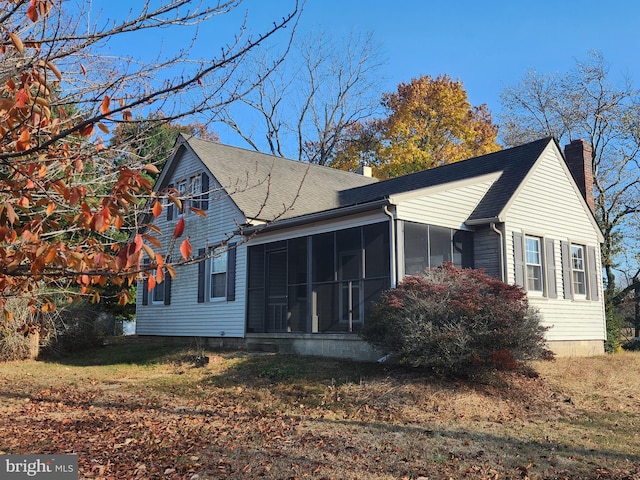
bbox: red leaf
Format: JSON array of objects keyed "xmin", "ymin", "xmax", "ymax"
[
  {"xmin": 27, "ymin": 1, "xmax": 38, "ymax": 22},
  {"xmin": 173, "ymin": 217, "xmax": 185, "ymax": 238},
  {"xmin": 15, "ymin": 89, "xmax": 28, "ymax": 108},
  {"xmin": 79, "ymin": 123, "xmax": 94, "ymax": 137},
  {"xmin": 133, "ymin": 234, "xmax": 143, "ymax": 253},
  {"xmin": 180, "ymin": 238, "xmax": 192, "ymax": 260}
]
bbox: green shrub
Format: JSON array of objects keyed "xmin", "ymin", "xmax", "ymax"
[
  {"xmin": 604, "ymin": 305, "xmax": 624, "ymax": 353},
  {"xmin": 361, "ymin": 264, "xmax": 553, "ymax": 379}
]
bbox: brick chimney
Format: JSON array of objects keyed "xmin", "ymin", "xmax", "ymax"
[{"xmin": 564, "ymin": 139, "xmax": 595, "ymax": 213}]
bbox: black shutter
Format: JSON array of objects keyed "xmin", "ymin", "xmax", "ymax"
[
  {"xmin": 166, "ymin": 183, "xmax": 174, "ymax": 221},
  {"xmin": 164, "ymin": 269, "xmax": 172, "ymax": 305},
  {"xmin": 588, "ymin": 246, "xmax": 599, "ymax": 301},
  {"xmin": 197, "ymin": 248, "xmax": 206, "ymax": 303},
  {"xmin": 545, "ymin": 238, "xmax": 557, "ymax": 298},
  {"xmin": 201, "ymin": 173, "xmax": 209, "ymax": 211},
  {"xmin": 141, "ymin": 259, "xmax": 149, "ymax": 306},
  {"xmin": 226, "ymin": 242, "xmax": 237, "ymax": 301},
  {"xmin": 561, "ymin": 241, "xmax": 573, "ymax": 299},
  {"xmin": 513, "ymin": 232, "xmax": 525, "ymax": 288}
]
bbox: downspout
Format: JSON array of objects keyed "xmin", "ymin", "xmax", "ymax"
[
  {"xmin": 491, "ymin": 222, "xmax": 504, "ymax": 282},
  {"xmin": 383, "ymin": 204, "xmax": 397, "ymax": 288}
]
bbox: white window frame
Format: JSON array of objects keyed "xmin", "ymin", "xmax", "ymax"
[
  {"xmin": 190, "ymin": 174, "xmax": 202, "ymax": 211},
  {"xmin": 209, "ymin": 248, "xmax": 227, "ymax": 301},
  {"xmin": 524, "ymin": 235, "xmax": 544, "ymax": 293},
  {"xmin": 571, "ymin": 244, "xmax": 587, "ymax": 297},
  {"xmin": 176, "ymin": 179, "xmax": 187, "ymax": 216}
]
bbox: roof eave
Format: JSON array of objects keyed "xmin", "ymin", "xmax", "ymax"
[
  {"xmin": 465, "ymin": 216, "xmax": 504, "ymax": 226},
  {"xmin": 242, "ymin": 199, "xmax": 390, "ymax": 235}
]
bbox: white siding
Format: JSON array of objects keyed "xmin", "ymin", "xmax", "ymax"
[
  {"xmin": 504, "ymin": 144, "xmax": 606, "ymax": 342},
  {"xmin": 395, "ymin": 178, "xmax": 496, "ymax": 229},
  {"xmin": 136, "ymin": 149, "xmax": 247, "ymax": 338}
]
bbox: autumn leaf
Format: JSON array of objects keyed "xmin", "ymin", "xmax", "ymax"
[
  {"xmin": 142, "ymin": 164, "xmax": 160, "ymax": 175},
  {"xmin": 143, "ymin": 233, "xmax": 162, "ymax": 248},
  {"xmin": 5, "ymin": 203, "xmax": 16, "ymax": 225},
  {"xmin": 155, "ymin": 265, "xmax": 165, "ymax": 284},
  {"xmin": 46, "ymin": 61, "xmax": 62, "ymax": 81},
  {"xmin": 141, "ymin": 243, "xmax": 155, "ymax": 261},
  {"xmin": 16, "ymin": 128, "xmax": 30, "ymax": 150},
  {"xmin": 152, "ymin": 200, "xmax": 162, "ymax": 218},
  {"xmin": 133, "ymin": 234, "xmax": 144, "ymax": 253},
  {"xmin": 100, "ymin": 95, "xmax": 111, "ymax": 116},
  {"xmin": 166, "ymin": 264, "xmax": 176, "ymax": 279},
  {"xmin": 147, "ymin": 274, "xmax": 156, "ymax": 291},
  {"xmin": 168, "ymin": 195, "xmax": 182, "ymax": 212},
  {"xmin": 180, "ymin": 237, "xmax": 192, "ymax": 260},
  {"xmin": 15, "ymin": 89, "xmax": 29, "ymax": 108},
  {"xmin": 173, "ymin": 217, "xmax": 185, "ymax": 238},
  {"xmin": 27, "ymin": 2, "xmax": 38, "ymax": 22},
  {"xmin": 189, "ymin": 206, "xmax": 206, "ymax": 217},
  {"xmin": 8, "ymin": 32, "xmax": 24, "ymax": 54},
  {"xmin": 79, "ymin": 123, "xmax": 94, "ymax": 137}
]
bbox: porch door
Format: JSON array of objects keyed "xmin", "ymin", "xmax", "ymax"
[
  {"xmin": 338, "ymin": 250, "xmax": 362, "ymax": 332},
  {"xmin": 266, "ymin": 250, "xmax": 288, "ymax": 332}
]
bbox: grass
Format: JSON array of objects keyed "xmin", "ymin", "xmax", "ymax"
[{"xmin": 1, "ymin": 343, "xmax": 639, "ymax": 479}]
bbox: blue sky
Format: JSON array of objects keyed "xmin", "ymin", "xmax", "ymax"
[
  {"xmin": 295, "ymin": 0, "xmax": 639, "ymax": 114},
  {"xmin": 102, "ymin": 0, "xmax": 640, "ymax": 146}
]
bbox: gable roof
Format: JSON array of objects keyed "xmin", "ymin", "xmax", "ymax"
[
  {"xmin": 165, "ymin": 136, "xmax": 594, "ymax": 232},
  {"xmin": 179, "ymin": 136, "xmax": 378, "ymax": 222},
  {"xmin": 339, "ymin": 137, "xmax": 553, "ymax": 222}
]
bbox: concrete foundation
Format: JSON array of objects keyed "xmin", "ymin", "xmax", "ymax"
[
  {"xmin": 122, "ymin": 335, "xmax": 606, "ymax": 361},
  {"xmin": 245, "ymin": 333, "xmax": 385, "ymax": 362},
  {"xmin": 547, "ymin": 339, "xmax": 605, "ymax": 357}
]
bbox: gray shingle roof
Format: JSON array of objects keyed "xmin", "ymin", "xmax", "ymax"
[
  {"xmin": 180, "ymin": 135, "xmax": 554, "ymax": 225},
  {"xmin": 183, "ymin": 136, "xmax": 378, "ymax": 221}
]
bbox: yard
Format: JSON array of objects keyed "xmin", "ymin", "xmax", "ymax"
[{"xmin": 0, "ymin": 341, "xmax": 639, "ymax": 479}]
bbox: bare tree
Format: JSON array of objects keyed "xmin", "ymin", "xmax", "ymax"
[
  {"xmin": 0, "ymin": 0, "xmax": 299, "ymax": 314},
  {"xmin": 500, "ymin": 51, "xmax": 640, "ymax": 304},
  {"xmin": 218, "ymin": 29, "xmax": 385, "ymax": 164}
]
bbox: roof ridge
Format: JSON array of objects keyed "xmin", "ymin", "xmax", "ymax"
[{"xmin": 185, "ymin": 135, "xmax": 379, "ymax": 182}]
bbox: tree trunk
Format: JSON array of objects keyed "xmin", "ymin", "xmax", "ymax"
[{"xmin": 28, "ymin": 330, "xmax": 40, "ymax": 360}]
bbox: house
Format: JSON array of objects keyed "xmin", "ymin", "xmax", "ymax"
[{"xmin": 135, "ymin": 135, "xmax": 606, "ymax": 359}]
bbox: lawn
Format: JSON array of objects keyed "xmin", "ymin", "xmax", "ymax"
[{"xmin": 0, "ymin": 342, "xmax": 639, "ymax": 479}]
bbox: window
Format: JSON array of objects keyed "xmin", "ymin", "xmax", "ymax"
[
  {"xmin": 151, "ymin": 280, "xmax": 165, "ymax": 304},
  {"xmin": 210, "ymin": 248, "xmax": 227, "ymax": 299},
  {"xmin": 403, "ymin": 222, "xmax": 473, "ymax": 276},
  {"xmin": 177, "ymin": 180, "xmax": 187, "ymax": 215},
  {"xmin": 571, "ymin": 244, "xmax": 586, "ymax": 295},
  {"xmin": 525, "ymin": 236, "xmax": 543, "ymax": 292},
  {"xmin": 190, "ymin": 174, "xmax": 201, "ymax": 210}
]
